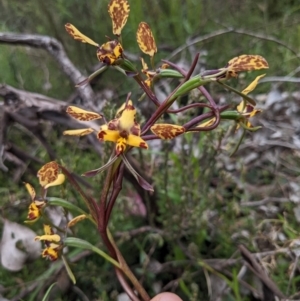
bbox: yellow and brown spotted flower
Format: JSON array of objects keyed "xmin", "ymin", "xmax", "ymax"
[
  {"xmin": 35, "ymin": 224, "xmax": 61, "ymax": 261},
  {"xmin": 64, "ymin": 102, "xmax": 147, "ymax": 156},
  {"xmin": 65, "ymin": 23, "xmax": 123, "ymax": 65},
  {"xmin": 98, "ymin": 100, "xmax": 148, "ymax": 155},
  {"xmin": 37, "ymin": 161, "xmax": 65, "ymax": 189},
  {"xmin": 141, "ymin": 58, "xmax": 156, "ymax": 87},
  {"xmin": 197, "ymin": 74, "xmax": 265, "ymax": 130},
  {"xmin": 235, "ymin": 74, "xmax": 265, "ymax": 129},
  {"xmin": 24, "ymin": 183, "xmax": 46, "ymax": 223},
  {"xmin": 140, "ymin": 59, "xmax": 169, "ymax": 88}
]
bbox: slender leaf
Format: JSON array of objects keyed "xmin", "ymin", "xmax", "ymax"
[{"xmin": 41, "ymin": 283, "xmax": 57, "ymax": 301}]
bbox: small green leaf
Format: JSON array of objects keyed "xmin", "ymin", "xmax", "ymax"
[
  {"xmin": 47, "ymin": 198, "xmax": 87, "ymax": 215},
  {"xmin": 64, "ymin": 237, "xmax": 120, "ymax": 268},
  {"xmin": 41, "ymin": 283, "xmax": 56, "ymax": 301},
  {"xmin": 170, "ymin": 75, "xmax": 211, "ymax": 103},
  {"xmin": 157, "ymin": 69, "xmax": 184, "ymax": 79},
  {"xmin": 230, "ymin": 129, "xmax": 246, "ymax": 157},
  {"xmin": 179, "ymin": 280, "xmax": 192, "ymax": 298},
  {"xmin": 62, "ymin": 255, "xmax": 76, "ymax": 284}
]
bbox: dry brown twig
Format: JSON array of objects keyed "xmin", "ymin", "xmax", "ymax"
[{"xmin": 239, "ymin": 244, "xmax": 286, "ymax": 300}]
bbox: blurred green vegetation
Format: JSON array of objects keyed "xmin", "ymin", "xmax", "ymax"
[{"xmin": 1, "ymin": 0, "xmax": 300, "ymax": 300}]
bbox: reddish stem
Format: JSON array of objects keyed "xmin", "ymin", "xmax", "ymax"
[
  {"xmin": 105, "ymin": 163, "xmax": 125, "ymax": 225},
  {"xmin": 115, "ymin": 268, "xmax": 140, "ymax": 301}
]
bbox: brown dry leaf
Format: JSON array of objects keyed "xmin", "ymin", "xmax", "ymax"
[
  {"xmin": 136, "ymin": 22, "xmax": 157, "ymax": 57},
  {"xmin": 151, "ymin": 124, "xmax": 185, "ymax": 139},
  {"xmin": 108, "ymin": 0, "xmax": 130, "ymax": 36}
]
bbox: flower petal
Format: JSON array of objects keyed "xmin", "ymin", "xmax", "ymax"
[
  {"xmin": 44, "ymin": 174, "xmax": 65, "ymax": 189},
  {"xmin": 68, "ymin": 215, "xmax": 87, "ymax": 228},
  {"xmin": 197, "ymin": 118, "xmax": 216, "ymax": 128},
  {"xmin": 126, "ymin": 135, "xmax": 148, "ymax": 149},
  {"xmin": 116, "ymin": 137, "xmax": 127, "ymax": 155},
  {"xmin": 108, "ymin": 0, "xmax": 130, "ymax": 36},
  {"xmin": 141, "ymin": 57, "xmax": 148, "ymax": 71},
  {"xmin": 227, "ymin": 55, "xmax": 269, "ymax": 73},
  {"xmin": 42, "ymin": 245, "xmax": 59, "ymax": 261},
  {"xmin": 118, "ymin": 100, "xmax": 136, "ymax": 131},
  {"xmin": 97, "ymin": 40, "xmax": 123, "ymax": 65},
  {"xmin": 237, "ymin": 101, "xmax": 245, "ymax": 113},
  {"xmin": 249, "ymin": 108, "xmax": 262, "ymax": 118},
  {"xmin": 35, "ymin": 234, "xmax": 61, "ymax": 243},
  {"xmin": 82, "ymin": 155, "xmax": 119, "ymax": 177},
  {"xmin": 27, "ymin": 203, "xmax": 40, "ymax": 221},
  {"xmin": 65, "ymin": 23, "xmax": 99, "ymax": 47},
  {"xmin": 24, "ymin": 182, "xmax": 36, "ymax": 201},
  {"xmin": 37, "ymin": 161, "xmax": 64, "ymax": 189},
  {"xmin": 66, "ymin": 106, "xmax": 102, "ymax": 121},
  {"xmin": 136, "ymin": 22, "xmax": 157, "ymax": 57},
  {"xmin": 122, "ymin": 154, "xmax": 153, "ymax": 191},
  {"xmin": 44, "ymin": 224, "xmax": 54, "ymax": 236},
  {"xmin": 97, "ymin": 129, "xmax": 120, "ymax": 142},
  {"xmin": 242, "ymin": 74, "xmax": 266, "ymax": 95},
  {"xmin": 151, "ymin": 124, "xmax": 185, "ymax": 139},
  {"xmin": 122, "ymin": 155, "xmax": 154, "ymax": 191},
  {"xmin": 63, "ymin": 128, "xmax": 94, "ymax": 136}
]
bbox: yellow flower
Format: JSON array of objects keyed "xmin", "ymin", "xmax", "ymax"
[
  {"xmin": 65, "ymin": 24, "xmax": 123, "ymax": 65},
  {"xmin": 141, "ymin": 58, "xmax": 156, "ymax": 87},
  {"xmin": 140, "ymin": 59, "xmax": 169, "ymax": 87},
  {"xmin": 24, "ymin": 183, "xmax": 46, "ymax": 223},
  {"xmin": 64, "ymin": 101, "xmax": 148, "ymax": 156},
  {"xmin": 197, "ymin": 74, "xmax": 265, "ymax": 130},
  {"xmin": 98, "ymin": 100, "xmax": 148, "ymax": 155},
  {"xmin": 236, "ymin": 74, "xmax": 265, "ymax": 129},
  {"xmin": 37, "ymin": 161, "xmax": 65, "ymax": 189},
  {"xmin": 35, "ymin": 225, "xmax": 61, "ymax": 261}
]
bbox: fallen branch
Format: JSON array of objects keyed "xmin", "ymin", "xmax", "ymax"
[
  {"xmin": 0, "ymin": 32, "xmax": 95, "ymax": 107},
  {"xmin": 239, "ymin": 244, "xmax": 286, "ymax": 300}
]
